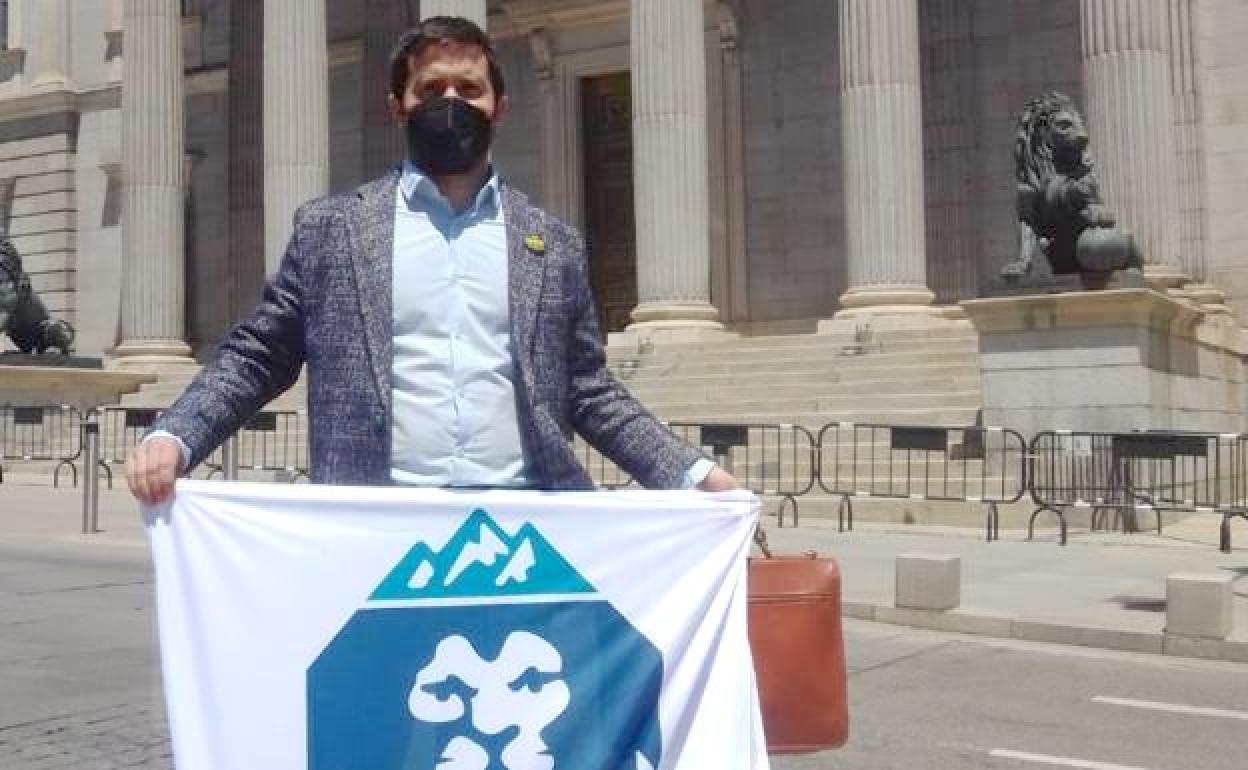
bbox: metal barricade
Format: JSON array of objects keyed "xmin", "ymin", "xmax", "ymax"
[
  {"xmin": 205, "ymin": 410, "xmax": 309, "ymax": 482},
  {"xmin": 666, "ymin": 422, "xmax": 818, "ymax": 526},
  {"xmin": 574, "ymin": 422, "xmax": 817, "ymax": 522},
  {"xmin": 0, "ymin": 404, "xmax": 85, "ymax": 486},
  {"xmin": 1028, "ymin": 430, "xmax": 1239, "ymax": 547},
  {"xmin": 817, "ymin": 421, "xmax": 1028, "ymax": 540},
  {"xmin": 95, "ymin": 407, "xmax": 165, "ymax": 488}
]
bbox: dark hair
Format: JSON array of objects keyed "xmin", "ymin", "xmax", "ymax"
[{"xmin": 388, "ymin": 16, "xmax": 506, "ymax": 100}]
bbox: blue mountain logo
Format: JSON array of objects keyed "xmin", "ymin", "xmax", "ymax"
[{"xmin": 369, "ymin": 509, "xmax": 595, "ymax": 600}]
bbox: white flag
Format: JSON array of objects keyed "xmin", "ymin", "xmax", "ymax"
[{"xmin": 147, "ymin": 481, "xmax": 769, "ymax": 770}]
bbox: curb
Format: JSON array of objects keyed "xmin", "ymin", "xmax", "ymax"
[{"xmin": 843, "ymin": 599, "xmax": 1248, "ymax": 664}]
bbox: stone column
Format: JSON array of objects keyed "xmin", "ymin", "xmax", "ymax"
[
  {"xmin": 835, "ymin": 0, "xmax": 934, "ymax": 318},
  {"xmin": 363, "ymin": 0, "xmax": 411, "ymax": 180},
  {"xmin": 1081, "ymin": 0, "xmax": 1185, "ymax": 289},
  {"xmin": 420, "ymin": 1, "xmax": 487, "ymax": 27},
  {"xmin": 628, "ymin": 0, "xmax": 721, "ymax": 331},
  {"xmin": 263, "ymin": 0, "xmax": 329, "ymax": 274},
  {"xmin": 1168, "ymin": 0, "xmax": 1225, "ymax": 312},
  {"xmin": 26, "ymin": 0, "xmax": 71, "ymax": 91},
  {"xmin": 115, "ymin": 0, "xmax": 192, "ymax": 364}
]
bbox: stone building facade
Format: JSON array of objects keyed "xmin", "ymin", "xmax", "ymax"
[{"xmin": 1, "ymin": 0, "xmax": 1247, "ymax": 362}]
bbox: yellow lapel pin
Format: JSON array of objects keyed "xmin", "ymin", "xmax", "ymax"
[{"xmin": 524, "ymin": 233, "xmax": 547, "ymax": 254}]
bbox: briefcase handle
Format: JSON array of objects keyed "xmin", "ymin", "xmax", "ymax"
[
  {"xmin": 753, "ymin": 523, "xmax": 773, "ymax": 558},
  {"xmin": 753, "ymin": 523, "xmax": 819, "ymax": 562}
]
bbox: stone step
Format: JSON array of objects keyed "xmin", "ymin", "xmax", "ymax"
[
  {"xmin": 611, "ymin": 360, "xmax": 982, "ymax": 384},
  {"xmin": 647, "ymin": 407, "xmax": 982, "ymax": 426},
  {"xmin": 611, "ymin": 348, "xmax": 979, "ymax": 374},
  {"xmin": 621, "ymin": 377, "xmax": 982, "ymax": 402},
  {"xmin": 608, "ymin": 326, "xmax": 977, "ymax": 354},
  {"xmin": 636, "ymin": 391, "xmax": 982, "ymax": 415}
]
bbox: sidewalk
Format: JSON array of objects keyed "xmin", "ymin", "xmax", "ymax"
[{"xmin": 3, "ymin": 482, "xmax": 1247, "ymax": 662}]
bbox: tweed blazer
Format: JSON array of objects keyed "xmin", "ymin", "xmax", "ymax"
[{"xmin": 151, "ymin": 172, "xmax": 705, "ymax": 489}]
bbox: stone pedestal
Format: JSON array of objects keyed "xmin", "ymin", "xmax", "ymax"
[
  {"xmin": 0, "ymin": 365, "xmax": 156, "ymax": 410},
  {"xmin": 962, "ymin": 289, "xmax": 1247, "ymax": 438}
]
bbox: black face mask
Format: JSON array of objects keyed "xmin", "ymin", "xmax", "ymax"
[{"xmin": 405, "ymin": 97, "xmax": 493, "ymax": 177}]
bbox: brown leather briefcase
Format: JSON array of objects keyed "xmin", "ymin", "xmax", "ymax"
[{"xmin": 747, "ymin": 547, "xmax": 849, "ymax": 753}]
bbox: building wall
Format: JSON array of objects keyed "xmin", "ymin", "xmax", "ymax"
[
  {"xmin": 183, "ymin": 0, "xmax": 231, "ymax": 355},
  {"xmin": 736, "ymin": 0, "xmax": 843, "ymax": 323},
  {"xmin": 965, "ymin": 0, "xmax": 1082, "ymax": 293},
  {"xmin": 492, "ymin": 36, "xmax": 542, "ymax": 207},
  {"xmin": 1197, "ymin": 0, "xmax": 1248, "ymax": 316}
]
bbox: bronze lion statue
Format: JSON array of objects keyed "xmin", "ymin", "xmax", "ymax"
[
  {"xmin": 0, "ymin": 237, "xmax": 75, "ymax": 355},
  {"xmin": 1000, "ymin": 92, "xmax": 1141, "ymax": 289}
]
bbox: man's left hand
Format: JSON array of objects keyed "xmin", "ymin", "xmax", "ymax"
[{"xmin": 697, "ymin": 466, "xmax": 739, "ymax": 492}]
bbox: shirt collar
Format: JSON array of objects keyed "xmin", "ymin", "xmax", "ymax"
[{"xmin": 398, "ymin": 162, "xmax": 500, "ymax": 218}]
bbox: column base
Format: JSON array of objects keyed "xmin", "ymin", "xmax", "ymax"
[
  {"xmin": 834, "ymin": 285, "xmax": 936, "ymax": 318},
  {"xmin": 110, "ymin": 339, "xmax": 195, "ymax": 371},
  {"xmin": 1184, "ymin": 282, "xmax": 1234, "ymax": 317},
  {"xmin": 614, "ymin": 317, "xmax": 735, "ymax": 348},
  {"xmin": 1142, "ymin": 263, "xmax": 1187, "ymax": 291},
  {"xmin": 629, "ymin": 300, "xmax": 722, "ymax": 326}
]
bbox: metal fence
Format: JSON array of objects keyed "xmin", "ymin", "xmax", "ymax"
[
  {"xmin": 204, "ymin": 410, "xmax": 309, "ymax": 481},
  {"xmin": 816, "ymin": 421, "xmax": 1029, "ymax": 540},
  {"xmin": 0, "ymin": 404, "xmax": 85, "ymax": 486},
  {"xmin": 578, "ymin": 422, "xmax": 818, "ymax": 525},
  {"xmin": 667, "ymin": 422, "xmax": 818, "ymax": 525},
  {"xmin": 34, "ymin": 404, "xmax": 1248, "ymax": 554},
  {"xmin": 1028, "ymin": 430, "xmax": 1248, "ymax": 548},
  {"xmin": 94, "ymin": 407, "xmax": 170, "ymax": 488}
]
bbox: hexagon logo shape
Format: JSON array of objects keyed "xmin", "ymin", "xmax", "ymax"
[{"xmin": 308, "ymin": 509, "xmax": 663, "ymax": 770}]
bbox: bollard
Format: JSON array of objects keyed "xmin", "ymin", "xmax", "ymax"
[
  {"xmin": 896, "ymin": 553, "xmax": 961, "ymax": 611},
  {"xmin": 1166, "ymin": 573, "xmax": 1234, "ymax": 639},
  {"xmin": 81, "ymin": 420, "xmax": 101, "ymax": 534},
  {"xmin": 221, "ymin": 434, "xmax": 240, "ymax": 481}
]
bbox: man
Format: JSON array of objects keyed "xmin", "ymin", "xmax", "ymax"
[{"xmin": 127, "ymin": 16, "xmax": 735, "ymax": 504}]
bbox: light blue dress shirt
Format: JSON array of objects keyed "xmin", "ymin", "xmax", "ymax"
[{"xmin": 390, "ymin": 165, "xmax": 529, "ymax": 487}]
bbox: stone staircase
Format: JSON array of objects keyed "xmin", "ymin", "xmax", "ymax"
[
  {"xmin": 586, "ymin": 321, "xmax": 1008, "ymax": 527},
  {"xmin": 604, "ymin": 322, "xmax": 983, "ymax": 427}
]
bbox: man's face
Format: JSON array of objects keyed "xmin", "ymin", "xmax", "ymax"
[{"xmin": 388, "ymin": 42, "xmax": 507, "ymax": 125}]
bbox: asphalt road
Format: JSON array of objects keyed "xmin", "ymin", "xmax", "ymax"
[{"xmin": 2, "ymin": 539, "xmax": 1247, "ymax": 770}]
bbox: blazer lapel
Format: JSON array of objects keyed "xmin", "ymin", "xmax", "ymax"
[
  {"xmin": 348, "ymin": 172, "xmax": 398, "ymax": 405},
  {"xmin": 503, "ymin": 185, "xmax": 547, "ymax": 381}
]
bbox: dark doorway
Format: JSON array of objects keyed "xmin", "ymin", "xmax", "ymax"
[{"xmin": 580, "ymin": 73, "xmax": 637, "ymax": 334}]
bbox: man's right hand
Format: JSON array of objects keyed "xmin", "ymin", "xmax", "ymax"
[{"xmin": 126, "ymin": 437, "xmax": 183, "ymax": 505}]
